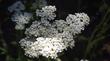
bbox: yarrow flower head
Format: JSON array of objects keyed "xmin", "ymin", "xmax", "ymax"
[
  {"xmin": 19, "ymin": 37, "xmax": 66, "ymax": 59},
  {"xmin": 8, "ymin": 1, "xmax": 25, "ymax": 13},
  {"xmin": 36, "ymin": 5, "xmax": 56, "ymax": 20},
  {"xmin": 66, "ymin": 13, "xmax": 90, "ymax": 35},
  {"xmin": 11, "ymin": 12, "xmax": 32, "ymax": 24},
  {"xmin": 15, "ymin": 5, "xmax": 90, "ymax": 59},
  {"xmin": 11, "ymin": 12, "xmax": 32, "ymax": 30},
  {"xmin": 31, "ymin": 0, "xmax": 47, "ymax": 9}
]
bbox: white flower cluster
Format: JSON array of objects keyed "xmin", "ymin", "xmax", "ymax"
[
  {"xmin": 36, "ymin": 6, "xmax": 56, "ymax": 20},
  {"xmin": 8, "ymin": 1, "xmax": 25, "ymax": 13},
  {"xmin": 31, "ymin": 0, "xmax": 47, "ymax": 9},
  {"xmin": 66, "ymin": 13, "xmax": 90, "ymax": 35},
  {"xmin": 18, "ymin": 5, "xmax": 90, "ymax": 59},
  {"xmin": 20, "ymin": 37, "xmax": 66, "ymax": 58},
  {"xmin": 8, "ymin": 1, "xmax": 32, "ymax": 30},
  {"xmin": 11, "ymin": 12, "xmax": 32, "ymax": 30}
]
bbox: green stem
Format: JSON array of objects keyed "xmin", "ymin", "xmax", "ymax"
[
  {"xmin": 47, "ymin": 58, "xmax": 51, "ymax": 61},
  {"xmin": 0, "ymin": 27, "xmax": 8, "ymax": 54},
  {"xmin": 0, "ymin": 47, "xmax": 6, "ymax": 52},
  {"xmin": 84, "ymin": 8, "xmax": 110, "ymax": 58},
  {"xmin": 96, "ymin": 14, "xmax": 110, "ymax": 38}
]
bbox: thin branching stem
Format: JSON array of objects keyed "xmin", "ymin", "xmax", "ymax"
[{"xmin": 84, "ymin": 8, "xmax": 110, "ymax": 58}]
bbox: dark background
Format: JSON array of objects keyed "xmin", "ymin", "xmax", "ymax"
[{"xmin": 0, "ymin": 0, "xmax": 110, "ymax": 61}]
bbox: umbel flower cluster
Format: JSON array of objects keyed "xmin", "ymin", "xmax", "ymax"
[
  {"xmin": 8, "ymin": 1, "xmax": 90, "ymax": 59},
  {"xmin": 8, "ymin": 1, "xmax": 32, "ymax": 30}
]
